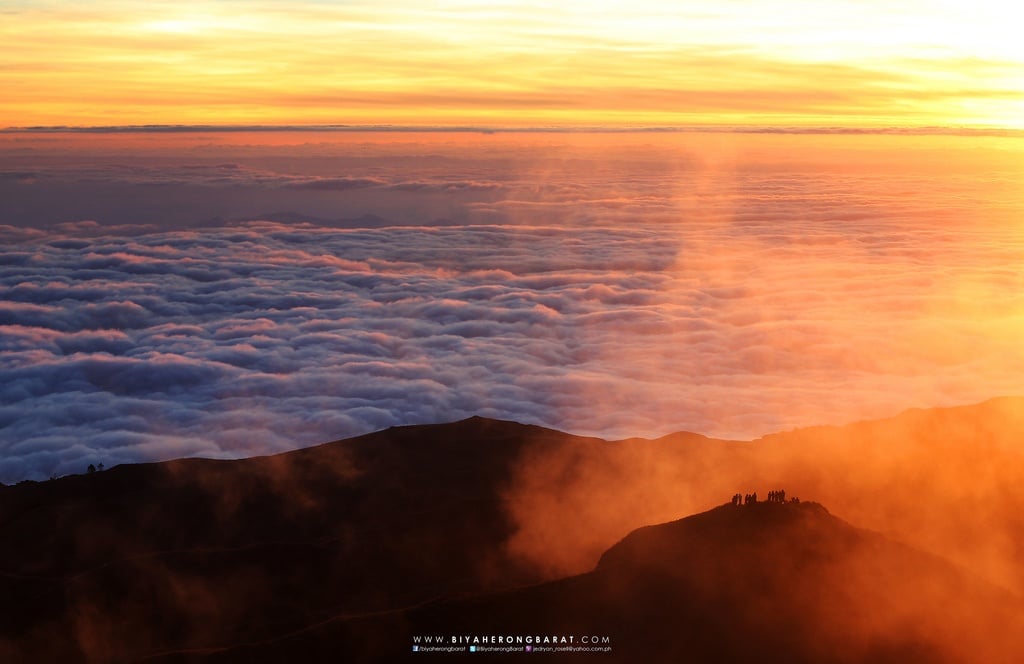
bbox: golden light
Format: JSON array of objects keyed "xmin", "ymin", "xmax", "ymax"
[
  {"xmin": 140, "ymin": 17, "xmax": 215, "ymax": 35},
  {"xmin": 0, "ymin": 0, "xmax": 1022, "ymax": 128}
]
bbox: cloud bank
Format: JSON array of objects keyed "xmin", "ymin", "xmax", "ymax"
[{"xmin": 2, "ymin": 132, "xmax": 1023, "ymax": 482}]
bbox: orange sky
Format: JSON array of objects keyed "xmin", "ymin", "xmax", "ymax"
[{"xmin": 2, "ymin": 1, "xmax": 1023, "ymax": 129}]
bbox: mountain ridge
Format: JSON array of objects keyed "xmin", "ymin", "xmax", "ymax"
[
  {"xmin": 185, "ymin": 500, "xmax": 1024, "ymax": 663},
  {"xmin": 12, "ymin": 396, "xmax": 1023, "ymax": 488},
  {"xmin": 2, "ymin": 399, "xmax": 1024, "ymax": 661}
]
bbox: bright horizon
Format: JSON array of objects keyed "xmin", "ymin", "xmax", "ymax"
[{"xmin": 2, "ymin": 0, "xmax": 1023, "ymax": 130}]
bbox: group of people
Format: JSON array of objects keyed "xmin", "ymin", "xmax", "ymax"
[
  {"xmin": 730, "ymin": 492, "xmax": 754, "ymax": 505},
  {"xmin": 730, "ymin": 489, "xmax": 798, "ymax": 506}
]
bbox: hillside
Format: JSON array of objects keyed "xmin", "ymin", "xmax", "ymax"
[
  {"xmin": 185, "ymin": 501, "xmax": 1024, "ymax": 663},
  {"xmin": 500, "ymin": 398, "xmax": 1024, "ymax": 593},
  {"xmin": 0, "ymin": 417, "xmax": 603, "ymax": 662},
  {"xmin": 2, "ymin": 400, "xmax": 1023, "ymax": 661}
]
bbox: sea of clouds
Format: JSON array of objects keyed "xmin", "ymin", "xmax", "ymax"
[{"xmin": 2, "ymin": 132, "xmax": 1023, "ymax": 482}]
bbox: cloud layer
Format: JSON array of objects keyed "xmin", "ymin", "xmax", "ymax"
[{"xmin": 2, "ymin": 132, "xmax": 1024, "ymax": 482}]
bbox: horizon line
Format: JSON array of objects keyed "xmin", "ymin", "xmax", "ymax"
[{"xmin": 3, "ymin": 124, "xmax": 1023, "ymax": 137}]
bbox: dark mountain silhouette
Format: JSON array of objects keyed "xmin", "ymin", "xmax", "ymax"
[
  {"xmin": 499, "ymin": 398, "xmax": 1024, "ymax": 594},
  {"xmin": 2, "ymin": 401, "xmax": 1024, "ymax": 661},
  {"xmin": 168, "ymin": 502, "xmax": 1024, "ymax": 663},
  {"xmin": 0, "ymin": 417, "xmax": 596, "ymax": 662}
]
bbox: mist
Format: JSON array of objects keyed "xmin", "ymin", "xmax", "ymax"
[{"xmin": 501, "ymin": 399, "xmax": 1024, "ymax": 593}]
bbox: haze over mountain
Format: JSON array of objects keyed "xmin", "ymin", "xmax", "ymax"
[
  {"xmin": 163, "ymin": 501, "xmax": 1024, "ymax": 663},
  {"xmin": 2, "ymin": 399, "xmax": 1022, "ymax": 661},
  {"xmin": 389, "ymin": 502, "xmax": 1024, "ymax": 664}
]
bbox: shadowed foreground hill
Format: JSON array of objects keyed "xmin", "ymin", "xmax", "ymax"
[
  {"xmin": 0, "ymin": 417, "xmax": 608, "ymax": 662},
  {"xmin": 188, "ymin": 502, "xmax": 1024, "ymax": 663},
  {"xmin": 501, "ymin": 397, "xmax": 1024, "ymax": 593},
  {"xmin": 2, "ymin": 401, "xmax": 1024, "ymax": 661}
]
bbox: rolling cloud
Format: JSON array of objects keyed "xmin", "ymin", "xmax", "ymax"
[
  {"xmin": 2, "ymin": 217, "xmax": 1023, "ymax": 483},
  {"xmin": 2, "ymin": 132, "xmax": 1023, "ymax": 483}
]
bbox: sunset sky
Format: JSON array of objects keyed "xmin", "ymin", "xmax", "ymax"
[{"xmin": 2, "ymin": 0, "xmax": 1023, "ymax": 129}]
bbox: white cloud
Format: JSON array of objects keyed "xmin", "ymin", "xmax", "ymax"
[{"xmin": 2, "ymin": 133, "xmax": 1023, "ymax": 482}]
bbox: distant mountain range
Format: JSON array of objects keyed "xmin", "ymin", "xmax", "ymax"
[{"xmin": 2, "ymin": 399, "xmax": 1023, "ymax": 662}]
